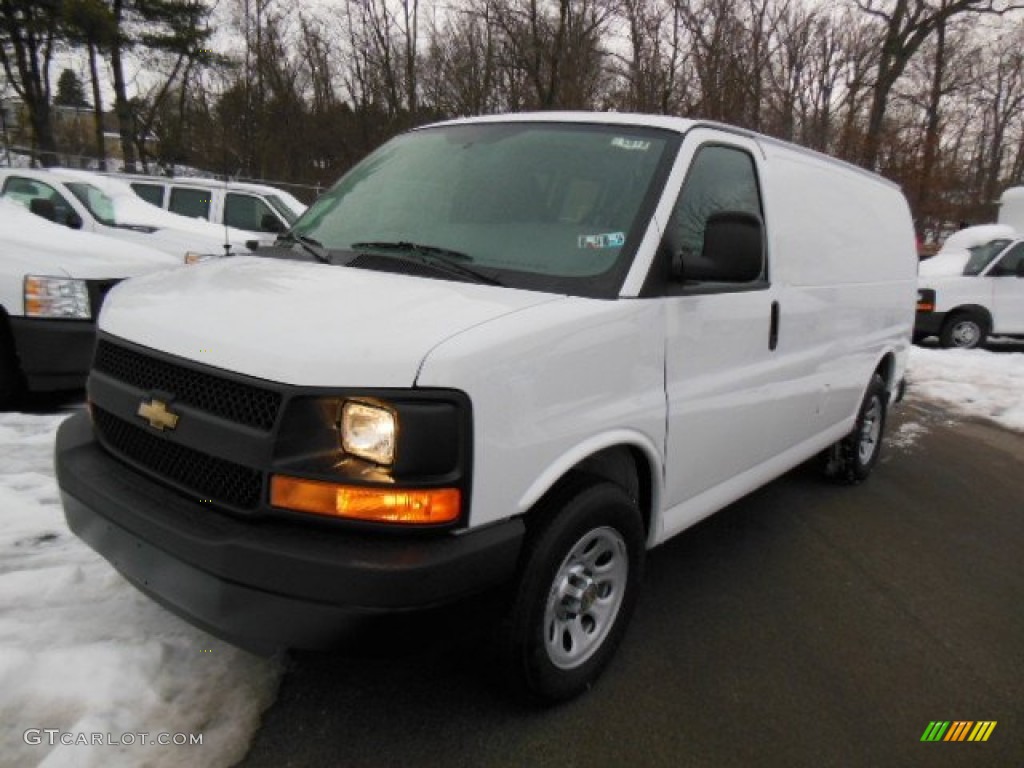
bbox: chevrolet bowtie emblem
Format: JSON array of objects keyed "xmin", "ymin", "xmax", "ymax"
[{"xmin": 137, "ymin": 398, "xmax": 180, "ymax": 431}]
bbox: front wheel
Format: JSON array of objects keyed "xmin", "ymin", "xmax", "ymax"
[
  {"xmin": 822, "ymin": 374, "xmax": 888, "ymax": 485},
  {"xmin": 500, "ymin": 478, "xmax": 645, "ymax": 702}
]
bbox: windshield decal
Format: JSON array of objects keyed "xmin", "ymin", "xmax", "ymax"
[
  {"xmin": 611, "ymin": 138, "xmax": 651, "ymax": 151},
  {"xmin": 578, "ymin": 232, "xmax": 626, "ymax": 249}
]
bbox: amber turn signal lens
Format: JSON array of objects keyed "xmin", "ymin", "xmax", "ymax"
[
  {"xmin": 917, "ymin": 302, "xmax": 935, "ymax": 312},
  {"xmin": 270, "ymin": 475, "xmax": 460, "ymax": 524}
]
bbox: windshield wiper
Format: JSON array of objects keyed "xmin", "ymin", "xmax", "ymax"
[
  {"xmin": 277, "ymin": 232, "xmax": 333, "ymax": 264},
  {"xmin": 349, "ymin": 241, "xmax": 503, "ymax": 286}
]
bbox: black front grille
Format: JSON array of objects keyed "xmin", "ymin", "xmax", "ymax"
[
  {"xmin": 93, "ymin": 407, "xmax": 262, "ymax": 509},
  {"xmin": 93, "ymin": 339, "xmax": 282, "ymax": 431}
]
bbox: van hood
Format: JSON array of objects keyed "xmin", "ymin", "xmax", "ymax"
[{"xmin": 99, "ymin": 256, "xmax": 564, "ymax": 387}]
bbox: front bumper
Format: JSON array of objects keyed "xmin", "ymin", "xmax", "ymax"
[
  {"xmin": 9, "ymin": 317, "xmax": 96, "ymax": 391},
  {"xmin": 56, "ymin": 412, "xmax": 524, "ymax": 653},
  {"xmin": 913, "ymin": 310, "xmax": 947, "ymax": 338}
]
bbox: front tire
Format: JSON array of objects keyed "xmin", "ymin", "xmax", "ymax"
[
  {"xmin": 500, "ymin": 477, "xmax": 645, "ymax": 703},
  {"xmin": 823, "ymin": 374, "xmax": 888, "ymax": 485}
]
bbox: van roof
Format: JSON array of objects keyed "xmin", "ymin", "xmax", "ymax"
[{"xmin": 425, "ymin": 111, "xmax": 898, "ymax": 189}]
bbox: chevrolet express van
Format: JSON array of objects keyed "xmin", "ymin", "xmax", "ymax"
[
  {"xmin": 916, "ymin": 225, "xmax": 1024, "ymax": 347},
  {"xmin": 57, "ymin": 113, "xmax": 917, "ymax": 701},
  {"xmin": 0, "ymin": 200, "xmax": 177, "ymax": 408},
  {"xmin": 112, "ymin": 174, "xmax": 307, "ymax": 236}
]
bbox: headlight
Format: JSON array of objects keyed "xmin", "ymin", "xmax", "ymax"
[
  {"xmin": 340, "ymin": 400, "xmax": 397, "ymax": 465},
  {"xmin": 24, "ymin": 276, "xmax": 91, "ymax": 319}
]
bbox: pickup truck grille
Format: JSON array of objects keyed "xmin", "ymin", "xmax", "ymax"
[
  {"xmin": 92, "ymin": 406, "xmax": 263, "ymax": 509},
  {"xmin": 93, "ymin": 339, "xmax": 282, "ymax": 431}
]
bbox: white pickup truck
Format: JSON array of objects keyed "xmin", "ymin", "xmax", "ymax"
[
  {"xmin": 0, "ymin": 200, "xmax": 176, "ymax": 407},
  {"xmin": 56, "ymin": 113, "xmax": 917, "ymax": 701}
]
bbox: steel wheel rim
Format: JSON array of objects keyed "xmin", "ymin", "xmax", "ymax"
[
  {"xmin": 858, "ymin": 396, "xmax": 883, "ymax": 464},
  {"xmin": 952, "ymin": 321, "xmax": 980, "ymax": 347},
  {"xmin": 543, "ymin": 526, "xmax": 629, "ymax": 670}
]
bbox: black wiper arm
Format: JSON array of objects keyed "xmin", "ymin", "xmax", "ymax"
[
  {"xmin": 278, "ymin": 231, "xmax": 333, "ymax": 264},
  {"xmin": 352, "ymin": 240, "xmax": 471, "ymax": 261},
  {"xmin": 350, "ymin": 241, "xmax": 503, "ymax": 286}
]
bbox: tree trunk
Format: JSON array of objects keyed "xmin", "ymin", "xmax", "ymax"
[
  {"xmin": 110, "ymin": 0, "xmax": 136, "ymax": 172},
  {"xmin": 87, "ymin": 42, "xmax": 107, "ymax": 171}
]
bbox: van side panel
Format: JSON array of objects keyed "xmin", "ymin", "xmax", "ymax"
[
  {"xmin": 415, "ymin": 299, "xmax": 667, "ymax": 535},
  {"xmin": 758, "ymin": 143, "xmax": 916, "ymax": 439}
]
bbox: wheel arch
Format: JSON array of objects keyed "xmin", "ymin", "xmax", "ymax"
[
  {"xmin": 517, "ymin": 433, "xmax": 661, "ymax": 546},
  {"xmin": 944, "ymin": 304, "xmax": 993, "ymax": 329}
]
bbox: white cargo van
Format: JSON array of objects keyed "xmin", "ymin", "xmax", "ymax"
[
  {"xmin": 915, "ymin": 224, "xmax": 1024, "ymax": 347},
  {"xmin": 56, "ymin": 114, "xmax": 917, "ymax": 701},
  {"xmin": 0, "ymin": 200, "xmax": 177, "ymax": 408},
  {"xmin": 0, "ymin": 168, "xmax": 259, "ymax": 261},
  {"xmin": 112, "ymin": 174, "xmax": 307, "ymax": 236}
]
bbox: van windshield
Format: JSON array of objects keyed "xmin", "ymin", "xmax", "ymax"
[
  {"xmin": 287, "ymin": 123, "xmax": 677, "ymax": 297},
  {"xmin": 964, "ymin": 239, "xmax": 1011, "ymax": 275},
  {"xmin": 66, "ymin": 182, "xmax": 117, "ymax": 226}
]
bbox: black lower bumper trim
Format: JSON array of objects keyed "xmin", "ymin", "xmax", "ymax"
[
  {"xmin": 9, "ymin": 316, "xmax": 96, "ymax": 391},
  {"xmin": 56, "ymin": 412, "xmax": 523, "ymax": 651},
  {"xmin": 913, "ymin": 310, "xmax": 946, "ymax": 337}
]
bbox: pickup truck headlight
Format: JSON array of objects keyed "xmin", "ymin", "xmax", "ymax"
[
  {"xmin": 24, "ymin": 276, "xmax": 91, "ymax": 319},
  {"xmin": 341, "ymin": 400, "xmax": 397, "ymax": 466}
]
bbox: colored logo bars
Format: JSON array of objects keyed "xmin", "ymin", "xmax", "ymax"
[{"xmin": 921, "ymin": 721, "xmax": 997, "ymax": 742}]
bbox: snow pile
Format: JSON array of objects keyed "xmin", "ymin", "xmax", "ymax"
[
  {"xmin": 908, "ymin": 346, "xmax": 1024, "ymax": 432},
  {"xmin": 0, "ymin": 412, "xmax": 280, "ymax": 768}
]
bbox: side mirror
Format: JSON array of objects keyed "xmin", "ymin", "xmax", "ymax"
[
  {"xmin": 29, "ymin": 197, "xmax": 57, "ymax": 222},
  {"xmin": 66, "ymin": 211, "xmax": 84, "ymax": 230},
  {"xmin": 260, "ymin": 213, "xmax": 285, "ymax": 233},
  {"xmin": 679, "ymin": 211, "xmax": 765, "ymax": 283}
]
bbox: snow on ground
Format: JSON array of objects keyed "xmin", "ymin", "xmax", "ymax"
[
  {"xmin": 0, "ymin": 409, "xmax": 280, "ymax": 768},
  {"xmin": 908, "ymin": 344, "xmax": 1024, "ymax": 432},
  {"xmin": 0, "ymin": 345, "xmax": 1019, "ymax": 767}
]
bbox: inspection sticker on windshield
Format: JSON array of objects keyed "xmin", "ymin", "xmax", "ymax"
[
  {"xmin": 611, "ymin": 137, "xmax": 651, "ymax": 151},
  {"xmin": 578, "ymin": 232, "xmax": 626, "ymax": 249}
]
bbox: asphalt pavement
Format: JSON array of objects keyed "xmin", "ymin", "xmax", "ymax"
[{"xmin": 236, "ymin": 398, "xmax": 1023, "ymax": 768}]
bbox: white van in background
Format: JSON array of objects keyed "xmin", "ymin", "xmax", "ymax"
[
  {"xmin": 916, "ymin": 223, "xmax": 1024, "ymax": 347},
  {"xmin": 998, "ymin": 186, "xmax": 1024, "ymax": 232},
  {"xmin": 0, "ymin": 199, "xmax": 177, "ymax": 408},
  {"xmin": 112, "ymin": 174, "xmax": 307, "ymax": 236},
  {"xmin": 57, "ymin": 113, "xmax": 917, "ymax": 702},
  {"xmin": 0, "ymin": 168, "xmax": 260, "ymax": 261}
]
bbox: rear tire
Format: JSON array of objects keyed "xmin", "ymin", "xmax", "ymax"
[
  {"xmin": 939, "ymin": 312, "xmax": 988, "ymax": 349},
  {"xmin": 500, "ymin": 477, "xmax": 645, "ymax": 703},
  {"xmin": 822, "ymin": 374, "xmax": 888, "ymax": 485}
]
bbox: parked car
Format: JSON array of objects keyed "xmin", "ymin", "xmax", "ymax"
[
  {"xmin": 0, "ymin": 168, "xmax": 262, "ymax": 261},
  {"xmin": 109, "ymin": 173, "xmax": 307, "ymax": 236},
  {"xmin": 0, "ymin": 199, "xmax": 177, "ymax": 408},
  {"xmin": 57, "ymin": 113, "xmax": 917, "ymax": 701},
  {"xmin": 916, "ymin": 225, "xmax": 1024, "ymax": 347}
]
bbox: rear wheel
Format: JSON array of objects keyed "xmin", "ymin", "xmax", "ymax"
[
  {"xmin": 500, "ymin": 477, "xmax": 644, "ymax": 702},
  {"xmin": 822, "ymin": 374, "xmax": 888, "ymax": 485},
  {"xmin": 939, "ymin": 312, "xmax": 988, "ymax": 349}
]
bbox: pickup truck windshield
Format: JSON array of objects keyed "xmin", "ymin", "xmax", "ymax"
[
  {"xmin": 66, "ymin": 182, "xmax": 117, "ymax": 226},
  {"xmin": 288, "ymin": 122, "xmax": 677, "ymax": 297}
]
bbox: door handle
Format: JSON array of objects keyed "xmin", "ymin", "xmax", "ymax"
[{"xmin": 770, "ymin": 301, "xmax": 780, "ymax": 351}]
